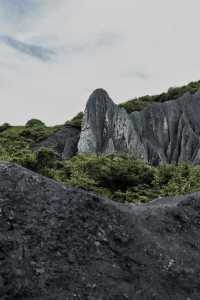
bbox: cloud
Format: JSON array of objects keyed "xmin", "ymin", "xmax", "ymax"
[
  {"xmin": 0, "ymin": 0, "xmax": 40, "ymax": 32},
  {"xmin": 0, "ymin": 0, "xmax": 41, "ymax": 18},
  {"xmin": 61, "ymin": 32, "xmax": 123, "ymax": 58},
  {"xmin": 0, "ymin": 35, "xmax": 56, "ymax": 61}
]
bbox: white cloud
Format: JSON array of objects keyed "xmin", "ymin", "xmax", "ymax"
[{"xmin": 0, "ymin": 0, "xmax": 200, "ymax": 125}]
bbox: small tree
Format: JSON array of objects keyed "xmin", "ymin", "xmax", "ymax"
[{"xmin": 25, "ymin": 119, "xmax": 46, "ymax": 128}]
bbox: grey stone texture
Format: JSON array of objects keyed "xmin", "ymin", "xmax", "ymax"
[
  {"xmin": 0, "ymin": 162, "xmax": 200, "ymax": 299},
  {"xmin": 33, "ymin": 124, "xmax": 80, "ymax": 159},
  {"xmin": 78, "ymin": 89, "xmax": 200, "ymax": 164}
]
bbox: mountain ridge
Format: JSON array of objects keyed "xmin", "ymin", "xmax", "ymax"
[{"xmin": 78, "ymin": 88, "xmax": 200, "ymax": 165}]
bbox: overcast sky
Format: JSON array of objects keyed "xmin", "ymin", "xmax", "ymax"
[{"xmin": 0, "ymin": 0, "xmax": 200, "ymax": 125}]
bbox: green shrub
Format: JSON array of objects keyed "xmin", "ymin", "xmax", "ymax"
[
  {"xmin": 25, "ymin": 119, "xmax": 46, "ymax": 128},
  {"xmin": 60, "ymin": 155, "xmax": 200, "ymax": 203},
  {"xmin": 11, "ymin": 150, "xmax": 37, "ymax": 170},
  {"xmin": 20, "ymin": 127, "xmax": 50, "ymax": 142},
  {"xmin": 35, "ymin": 147, "xmax": 58, "ymax": 170},
  {"xmin": 159, "ymin": 163, "xmax": 200, "ymax": 196},
  {"xmin": 62, "ymin": 154, "xmax": 156, "ymax": 201}
]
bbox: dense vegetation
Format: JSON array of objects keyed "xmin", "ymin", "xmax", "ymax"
[
  {"xmin": 1, "ymin": 123, "xmax": 200, "ymax": 203},
  {"xmin": 1, "ymin": 80, "xmax": 200, "ymax": 203}
]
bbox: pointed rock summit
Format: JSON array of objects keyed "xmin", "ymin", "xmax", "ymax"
[
  {"xmin": 78, "ymin": 88, "xmax": 116, "ymax": 153},
  {"xmin": 78, "ymin": 88, "xmax": 200, "ymax": 164},
  {"xmin": 78, "ymin": 88, "xmax": 139, "ymax": 155}
]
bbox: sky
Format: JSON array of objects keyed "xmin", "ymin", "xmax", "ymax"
[{"xmin": 0, "ymin": 0, "xmax": 200, "ymax": 125}]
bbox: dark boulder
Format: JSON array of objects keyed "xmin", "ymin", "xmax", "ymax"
[
  {"xmin": 33, "ymin": 125, "xmax": 80, "ymax": 159},
  {"xmin": 0, "ymin": 162, "xmax": 200, "ymax": 299}
]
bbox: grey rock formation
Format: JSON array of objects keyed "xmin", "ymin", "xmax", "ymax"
[
  {"xmin": 1, "ymin": 162, "xmax": 200, "ymax": 299},
  {"xmin": 33, "ymin": 124, "xmax": 80, "ymax": 159},
  {"xmin": 78, "ymin": 89, "xmax": 200, "ymax": 164}
]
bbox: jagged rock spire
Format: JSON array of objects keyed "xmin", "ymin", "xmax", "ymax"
[{"xmin": 78, "ymin": 89, "xmax": 116, "ymax": 153}]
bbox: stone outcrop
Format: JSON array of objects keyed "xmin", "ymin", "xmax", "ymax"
[
  {"xmin": 1, "ymin": 162, "xmax": 200, "ymax": 299},
  {"xmin": 78, "ymin": 89, "xmax": 200, "ymax": 164},
  {"xmin": 33, "ymin": 124, "xmax": 80, "ymax": 159}
]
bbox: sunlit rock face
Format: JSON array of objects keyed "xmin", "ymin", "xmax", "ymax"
[
  {"xmin": 78, "ymin": 89, "xmax": 116, "ymax": 154},
  {"xmin": 78, "ymin": 88, "xmax": 145, "ymax": 158},
  {"xmin": 78, "ymin": 88, "xmax": 200, "ymax": 165}
]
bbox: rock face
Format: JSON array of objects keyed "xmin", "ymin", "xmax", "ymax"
[
  {"xmin": 1, "ymin": 162, "xmax": 200, "ymax": 299},
  {"xmin": 33, "ymin": 125, "xmax": 80, "ymax": 159},
  {"xmin": 78, "ymin": 89, "xmax": 200, "ymax": 164},
  {"xmin": 78, "ymin": 89, "xmax": 133, "ymax": 154}
]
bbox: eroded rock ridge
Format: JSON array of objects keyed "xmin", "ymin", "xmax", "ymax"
[{"xmin": 78, "ymin": 89, "xmax": 200, "ymax": 164}]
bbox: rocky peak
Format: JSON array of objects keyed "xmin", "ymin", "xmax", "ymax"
[
  {"xmin": 78, "ymin": 89, "xmax": 116, "ymax": 153},
  {"xmin": 89, "ymin": 88, "xmax": 111, "ymax": 99},
  {"xmin": 78, "ymin": 88, "xmax": 200, "ymax": 164}
]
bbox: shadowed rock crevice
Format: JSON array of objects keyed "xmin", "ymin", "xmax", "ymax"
[
  {"xmin": 1, "ymin": 162, "xmax": 200, "ymax": 299},
  {"xmin": 78, "ymin": 89, "xmax": 200, "ymax": 165}
]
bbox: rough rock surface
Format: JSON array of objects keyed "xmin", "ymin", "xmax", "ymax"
[
  {"xmin": 1, "ymin": 162, "xmax": 200, "ymax": 299},
  {"xmin": 78, "ymin": 88, "xmax": 200, "ymax": 164},
  {"xmin": 33, "ymin": 125, "xmax": 80, "ymax": 159}
]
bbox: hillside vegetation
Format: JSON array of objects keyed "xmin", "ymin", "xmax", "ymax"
[
  {"xmin": 1, "ymin": 80, "xmax": 200, "ymax": 203},
  {"xmin": 119, "ymin": 80, "xmax": 200, "ymax": 113},
  {"xmin": 1, "ymin": 123, "xmax": 200, "ymax": 203}
]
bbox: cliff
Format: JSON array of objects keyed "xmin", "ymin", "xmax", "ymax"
[{"xmin": 78, "ymin": 89, "xmax": 200, "ymax": 164}]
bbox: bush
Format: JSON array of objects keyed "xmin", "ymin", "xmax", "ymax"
[
  {"xmin": 11, "ymin": 150, "xmax": 37, "ymax": 170},
  {"xmin": 25, "ymin": 119, "xmax": 46, "ymax": 128},
  {"xmin": 20, "ymin": 127, "xmax": 50, "ymax": 142},
  {"xmin": 60, "ymin": 155, "xmax": 200, "ymax": 203},
  {"xmin": 35, "ymin": 147, "xmax": 58, "ymax": 170},
  {"xmin": 159, "ymin": 163, "xmax": 200, "ymax": 196},
  {"xmin": 62, "ymin": 154, "xmax": 156, "ymax": 201}
]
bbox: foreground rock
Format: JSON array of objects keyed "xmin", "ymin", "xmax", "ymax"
[
  {"xmin": 33, "ymin": 124, "xmax": 80, "ymax": 159},
  {"xmin": 1, "ymin": 162, "xmax": 200, "ymax": 299},
  {"xmin": 78, "ymin": 89, "xmax": 200, "ymax": 164}
]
